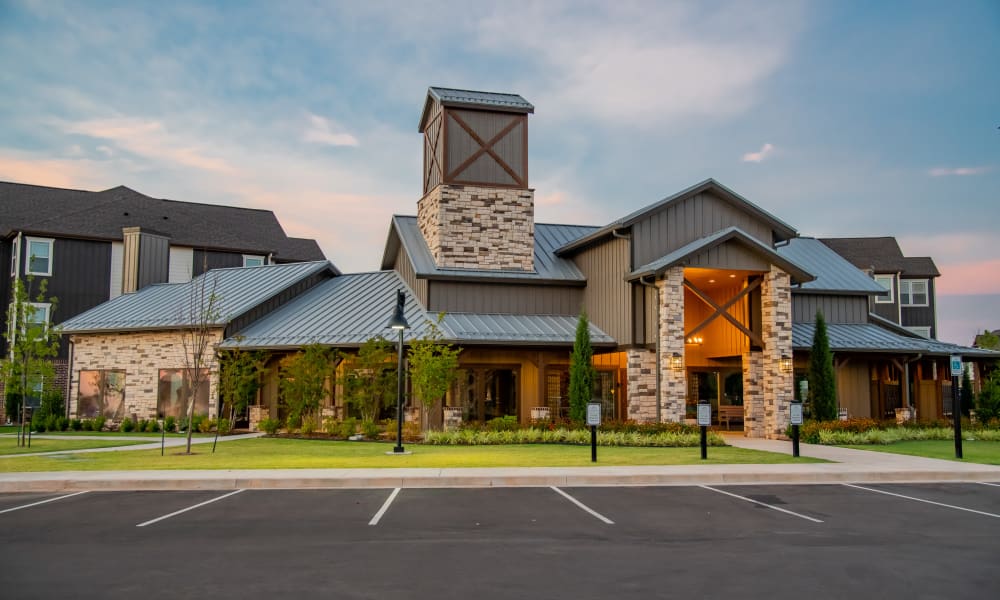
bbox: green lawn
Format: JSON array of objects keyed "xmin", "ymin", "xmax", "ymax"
[
  {"xmin": 0, "ymin": 438, "xmax": 149, "ymax": 456},
  {"xmin": 0, "ymin": 437, "xmax": 825, "ymax": 472},
  {"xmin": 844, "ymin": 440, "xmax": 1000, "ymax": 465}
]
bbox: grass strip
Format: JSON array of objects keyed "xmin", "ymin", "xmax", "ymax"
[
  {"xmin": 843, "ymin": 440, "xmax": 1000, "ymax": 465},
  {"xmin": 0, "ymin": 437, "xmax": 824, "ymax": 472}
]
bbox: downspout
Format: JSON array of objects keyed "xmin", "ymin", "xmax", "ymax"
[
  {"xmin": 66, "ymin": 339, "xmax": 74, "ymax": 420},
  {"xmin": 611, "ymin": 228, "xmax": 631, "ymax": 240},
  {"xmin": 638, "ymin": 275, "xmax": 661, "ymax": 423},
  {"xmin": 9, "ymin": 232, "xmax": 22, "ymax": 359}
]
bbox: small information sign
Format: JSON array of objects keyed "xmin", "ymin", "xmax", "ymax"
[
  {"xmin": 697, "ymin": 403, "xmax": 711, "ymax": 427},
  {"xmin": 950, "ymin": 355, "xmax": 962, "ymax": 377},
  {"xmin": 790, "ymin": 403, "xmax": 803, "ymax": 426},
  {"xmin": 586, "ymin": 403, "xmax": 602, "ymax": 427}
]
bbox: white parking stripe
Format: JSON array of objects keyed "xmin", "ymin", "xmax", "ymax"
[
  {"xmin": 700, "ymin": 485, "xmax": 824, "ymax": 523},
  {"xmin": 978, "ymin": 482, "xmax": 1000, "ymax": 488},
  {"xmin": 844, "ymin": 484, "xmax": 1000, "ymax": 518},
  {"xmin": 136, "ymin": 489, "xmax": 244, "ymax": 527},
  {"xmin": 550, "ymin": 487, "xmax": 614, "ymax": 524},
  {"xmin": 0, "ymin": 491, "xmax": 89, "ymax": 515},
  {"xmin": 368, "ymin": 488, "xmax": 401, "ymax": 526}
]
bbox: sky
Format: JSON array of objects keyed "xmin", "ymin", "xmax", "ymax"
[{"xmin": 0, "ymin": 0, "xmax": 997, "ymax": 345}]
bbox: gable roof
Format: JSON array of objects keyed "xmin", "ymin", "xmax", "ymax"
[
  {"xmin": 820, "ymin": 237, "xmax": 939, "ymax": 278},
  {"xmin": 220, "ymin": 270, "xmax": 615, "ymax": 349},
  {"xmin": 776, "ymin": 237, "xmax": 886, "ymax": 294},
  {"xmin": 382, "ymin": 215, "xmax": 594, "ymax": 284},
  {"xmin": 556, "ymin": 178, "xmax": 798, "ymax": 256},
  {"xmin": 627, "ymin": 226, "xmax": 814, "ymax": 284},
  {"xmin": 419, "ymin": 87, "xmax": 534, "ymax": 132},
  {"xmin": 793, "ymin": 320, "xmax": 1000, "ymax": 359},
  {"xmin": 60, "ymin": 261, "xmax": 335, "ymax": 333},
  {"xmin": 0, "ymin": 181, "xmax": 327, "ymax": 262}
]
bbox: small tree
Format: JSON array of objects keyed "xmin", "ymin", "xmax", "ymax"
[
  {"xmin": 179, "ymin": 272, "xmax": 221, "ymax": 454},
  {"xmin": 808, "ymin": 311, "xmax": 837, "ymax": 421},
  {"xmin": 408, "ymin": 315, "xmax": 461, "ymax": 429},
  {"xmin": 960, "ymin": 365, "xmax": 975, "ymax": 417},
  {"xmin": 279, "ymin": 344, "xmax": 336, "ymax": 427},
  {"xmin": 568, "ymin": 311, "xmax": 595, "ymax": 422},
  {"xmin": 217, "ymin": 348, "xmax": 269, "ymax": 424},
  {"xmin": 1, "ymin": 277, "xmax": 61, "ymax": 436},
  {"xmin": 976, "ymin": 372, "xmax": 1000, "ymax": 424},
  {"xmin": 341, "ymin": 337, "xmax": 397, "ymax": 423}
]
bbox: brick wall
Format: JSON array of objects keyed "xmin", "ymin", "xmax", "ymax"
[
  {"xmin": 626, "ymin": 349, "xmax": 656, "ymax": 421},
  {"xmin": 69, "ymin": 330, "xmax": 223, "ymax": 420},
  {"xmin": 418, "ymin": 184, "xmax": 535, "ymax": 271}
]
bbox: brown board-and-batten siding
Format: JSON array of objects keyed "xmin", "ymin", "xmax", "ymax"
[
  {"xmin": 428, "ymin": 281, "xmax": 582, "ymax": 315},
  {"xmin": 444, "ymin": 109, "xmax": 527, "ymax": 188},
  {"xmin": 394, "ymin": 246, "xmax": 429, "ymax": 307},
  {"xmin": 423, "ymin": 99, "xmax": 444, "ymax": 194},
  {"xmin": 631, "ymin": 191, "xmax": 775, "ymax": 268},
  {"xmin": 573, "ymin": 236, "xmax": 631, "ymax": 344},
  {"xmin": 792, "ymin": 294, "xmax": 869, "ymax": 324},
  {"xmin": 837, "ymin": 360, "xmax": 871, "ymax": 418}
]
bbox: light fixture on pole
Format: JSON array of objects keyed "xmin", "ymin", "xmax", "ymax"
[{"xmin": 387, "ymin": 289, "xmax": 410, "ymax": 454}]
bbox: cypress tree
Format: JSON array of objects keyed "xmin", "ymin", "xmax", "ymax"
[
  {"xmin": 808, "ymin": 311, "xmax": 838, "ymax": 421},
  {"xmin": 960, "ymin": 366, "xmax": 974, "ymax": 417},
  {"xmin": 568, "ymin": 311, "xmax": 595, "ymax": 422}
]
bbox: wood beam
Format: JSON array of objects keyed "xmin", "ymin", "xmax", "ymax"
[
  {"xmin": 446, "ymin": 112, "xmax": 524, "ymax": 186},
  {"xmin": 683, "ymin": 278, "xmax": 764, "ymax": 347}
]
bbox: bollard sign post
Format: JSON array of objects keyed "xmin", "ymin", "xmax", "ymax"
[
  {"xmin": 790, "ymin": 402, "xmax": 803, "ymax": 457},
  {"xmin": 697, "ymin": 401, "xmax": 711, "ymax": 460},
  {"xmin": 586, "ymin": 403, "xmax": 601, "ymax": 462},
  {"xmin": 950, "ymin": 355, "xmax": 963, "ymax": 459}
]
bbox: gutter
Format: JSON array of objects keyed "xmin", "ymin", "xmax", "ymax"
[{"xmin": 637, "ymin": 275, "xmax": 662, "ymax": 423}]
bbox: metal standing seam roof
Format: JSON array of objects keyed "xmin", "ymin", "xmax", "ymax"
[
  {"xmin": 386, "ymin": 215, "xmax": 594, "ymax": 283},
  {"xmin": 627, "ymin": 226, "xmax": 815, "ymax": 284},
  {"xmin": 59, "ymin": 261, "xmax": 334, "ymax": 333},
  {"xmin": 221, "ymin": 270, "xmax": 615, "ymax": 349},
  {"xmin": 776, "ymin": 238, "xmax": 886, "ymax": 294},
  {"xmin": 792, "ymin": 322, "xmax": 1000, "ymax": 358}
]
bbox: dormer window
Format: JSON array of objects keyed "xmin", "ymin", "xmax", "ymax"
[
  {"xmin": 26, "ymin": 237, "xmax": 53, "ymax": 276},
  {"xmin": 243, "ymin": 255, "xmax": 265, "ymax": 267}
]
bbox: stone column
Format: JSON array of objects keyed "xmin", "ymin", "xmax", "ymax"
[
  {"xmin": 626, "ymin": 349, "xmax": 656, "ymax": 422},
  {"xmin": 742, "ymin": 349, "xmax": 764, "ymax": 437},
  {"xmin": 657, "ymin": 267, "xmax": 686, "ymax": 422},
  {"xmin": 762, "ymin": 266, "xmax": 793, "ymax": 438}
]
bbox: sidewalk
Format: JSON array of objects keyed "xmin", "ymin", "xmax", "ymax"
[{"xmin": 1, "ymin": 433, "xmax": 998, "ymax": 492}]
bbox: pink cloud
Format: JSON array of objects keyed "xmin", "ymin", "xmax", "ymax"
[
  {"xmin": 742, "ymin": 143, "xmax": 774, "ymax": 163},
  {"xmin": 936, "ymin": 258, "xmax": 1000, "ymax": 295},
  {"xmin": 0, "ymin": 155, "xmax": 105, "ymax": 189},
  {"xmin": 303, "ymin": 114, "xmax": 360, "ymax": 147}
]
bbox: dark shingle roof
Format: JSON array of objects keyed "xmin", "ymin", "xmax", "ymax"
[
  {"xmin": 0, "ymin": 181, "xmax": 326, "ymax": 262},
  {"xmin": 820, "ymin": 237, "xmax": 939, "ymax": 277}
]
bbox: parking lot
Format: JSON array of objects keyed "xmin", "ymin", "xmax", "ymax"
[{"xmin": 1, "ymin": 482, "xmax": 998, "ymax": 599}]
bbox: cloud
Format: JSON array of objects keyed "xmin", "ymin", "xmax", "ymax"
[
  {"xmin": 302, "ymin": 113, "xmax": 360, "ymax": 147},
  {"xmin": 742, "ymin": 143, "xmax": 775, "ymax": 163},
  {"xmin": 928, "ymin": 166, "xmax": 992, "ymax": 177}
]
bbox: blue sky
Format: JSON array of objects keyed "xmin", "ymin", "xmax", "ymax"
[{"xmin": 1, "ymin": 0, "xmax": 997, "ymax": 344}]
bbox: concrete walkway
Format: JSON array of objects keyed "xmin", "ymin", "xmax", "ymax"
[{"xmin": 1, "ymin": 433, "xmax": 998, "ymax": 492}]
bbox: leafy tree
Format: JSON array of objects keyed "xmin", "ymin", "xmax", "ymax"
[
  {"xmin": 408, "ymin": 315, "xmax": 461, "ymax": 429},
  {"xmin": 975, "ymin": 372, "xmax": 1000, "ymax": 424},
  {"xmin": 568, "ymin": 311, "xmax": 595, "ymax": 422},
  {"xmin": 976, "ymin": 329, "xmax": 999, "ymax": 351},
  {"xmin": 960, "ymin": 365, "xmax": 975, "ymax": 417},
  {"xmin": 1, "ymin": 276, "xmax": 60, "ymax": 435},
  {"xmin": 808, "ymin": 311, "xmax": 837, "ymax": 421},
  {"xmin": 217, "ymin": 347, "xmax": 269, "ymax": 423},
  {"xmin": 341, "ymin": 337, "xmax": 397, "ymax": 423},
  {"xmin": 279, "ymin": 344, "xmax": 336, "ymax": 427}
]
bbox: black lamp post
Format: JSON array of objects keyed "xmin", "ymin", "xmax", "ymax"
[{"xmin": 387, "ymin": 289, "xmax": 410, "ymax": 454}]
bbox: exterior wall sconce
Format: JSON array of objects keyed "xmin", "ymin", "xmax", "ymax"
[
  {"xmin": 780, "ymin": 355, "xmax": 793, "ymax": 373},
  {"xmin": 685, "ymin": 335, "xmax": 703, "ymax": 345},
  {"xmin": 670, "ymin": 352, "xmax": 684, "ymax": 371}
]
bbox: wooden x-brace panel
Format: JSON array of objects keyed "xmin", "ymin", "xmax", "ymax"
[
  {"xmin": 446, "ymin": 112, "xmax": 524, "ymax": 186},
  {"xmin": 684, "ymin": 278, "xmax": 764, "ymax": 348}
]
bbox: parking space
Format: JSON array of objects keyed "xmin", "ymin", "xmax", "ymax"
[{"xmin": 0, "ymin": 483, "xmax": 998, "ymax": 599}]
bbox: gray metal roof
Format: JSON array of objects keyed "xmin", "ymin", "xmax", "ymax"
[
  {"xmin": 439, "ymin": 313, "xmax": 615, "ymax": 346},
  {"xmin": 793, "ymin": 322, "xmax": 1000, "ymax": 358},
  {"xmin": 221, "ymin": 270, "xmax": 614, "ymax": 349},
  {"xmin": 627, "ymin": 226, "xmax": 815, "ymax": 284},
  {"xmin": 777, "ymin": 238, "xmax": 885, "ymax": 294},
  {"xmin": 384, "ymin": 215, "xmax": 594, "ymax": 283},
  {"xmin": 557, "ymin": 178, "xmax": 799, "ymax": 255},
  {"xmin": 419, "ymin": 88, "xmax": 534, "ymax": 132},
  {"xmin": 60, "ymin": 261, "xmax": 334, "ymax": 333}
]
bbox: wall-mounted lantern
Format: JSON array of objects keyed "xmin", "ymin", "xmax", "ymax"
[
  {"xmin": 780, "ymin": 355, "xmax": 793, "ymax": 374},
  {"xmin": 670, "ymin": 352, "xmax": 684, "ymax": 371}
]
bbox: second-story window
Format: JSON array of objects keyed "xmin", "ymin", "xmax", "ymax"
[
  {"xmin": 243, "ymin": 254, "xmax": 265, "ymax": 267},
  {"xmin": 26, "ymin": 237, "xmax": 54, "ymax": 276},
  {"xmin": 874, "ymin": 274, "xmax": 894, "ymax": 304},
  {"xmin": 900, "ymin": 279, "xmax": 928, "ymax": 307}
]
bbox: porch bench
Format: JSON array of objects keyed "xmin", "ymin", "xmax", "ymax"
[{"xmin": 717, "ymin": 405, "xmax": 744, "ymax": 430}]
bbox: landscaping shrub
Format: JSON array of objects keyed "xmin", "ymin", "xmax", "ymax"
[
  {"xmin": 70, "ymin": 418, "xmax": 82, "ymax": 431},
  {"xmin": 300, "ymin": 415, "xmax": 318, "ymax": 435},
  {"xmin": 120, "ymin": 418, "xmax": 135, "ymax": 433},
  {"xmin": 56, "ymin": 416, "xmax": 69, "ymax": 431},
  {"xmin": 259, "ymin": 417, "xmax": 281, "ymax": 435},
  {"xmin": 137, "ymin": 419, "xmax": 148, "ymax": 432},
  {"xmin": 423, "ymin": 426, "xmax": 722, "ymax": 447},
  {"xmin": 216, "ymin": 418, "xmax": 232, "ymax": 435},
  {"xmin": 361, "ymin": 419, "xmax": 380, "ymax": 439},
  {"xmin": 486, "ymin": 415, "xmax": 519, "ymax": 432},
  {"xmin": 339, "ymin": 417, "xmax": 359, "ymax": 438},
  {"xmin": 30, "ymin": 413, "xmax": 46, "ymax": 432},
  {"xmin": 164, "ymin": 416, "xmax": 176, "ymax": 433},
  {"xmin": 976, "ymin": 375, "xmax": 1000, "ymax": 423},
  {"xmin": 93, "ymin": 416, "xmax": 106, "ymax": 431},
  {"xmin": 144, "ymin": 419, "xmax": 159, "ymax": 433},
  {"xmin": 198, "ymin": 418, "xmax": 215, "ymax": 433}
]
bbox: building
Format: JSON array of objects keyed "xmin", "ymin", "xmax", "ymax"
[
  {"xmin": 820, "ymin": 237, "xmax": 940, "ymax": 339},
  {"xmin": 1, "ymin": 181, "xmax": 326, "ymax": 417},
  {"xmin": 60, "ymin": 87, "xmax": 999, "ymax": 436}
]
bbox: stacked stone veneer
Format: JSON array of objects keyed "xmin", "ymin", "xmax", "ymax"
[
  {"xmin": 418, "ymin": 184, "xmax": 535, "ymax": 271},
  {"xmin": 69, "ymin": 330, "xmax": 223, "ymax": 420},
  {"xmin": 657, "ymin": 267, "xmax": 687, "ymax": 422},
  {"xmin": 626, "ymin": 349, "xmax": 657, "ymax": 421},
  {"xmin": 742, "ymin": 266, "xmax": 793, "ymax": 438}
]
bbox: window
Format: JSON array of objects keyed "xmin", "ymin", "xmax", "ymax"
[
  {"xmin": 7, "ymin": 301, "xmax": 50, "ymax": 344},
  {"xmin": 25, "ymin": 237, "xmax": 53, "ymax": 276},
  {"xmin": 874, "ymin": 274, "xmax": 894, "ymax": 304},
  {"xmin": 243, "ymin": 255, "xmax": 265, "ymax": 267},
  {"xmin": 157, "ymin": 369, "xmax": 210, "ymax": 419},
  {"xmin": 900, "ymin": 279, "xmax": 928, "ymax": 307},
  {"xmin": 906, "ymin": 326, "xmax": 932, "ymax": 339},
  {"xmin": 25, "ymin": 302, "xmax": 50, "ymax": 329},
  {"xmin": 77, "ymin": 370, "xmax": 126, "ymax": 419}
]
